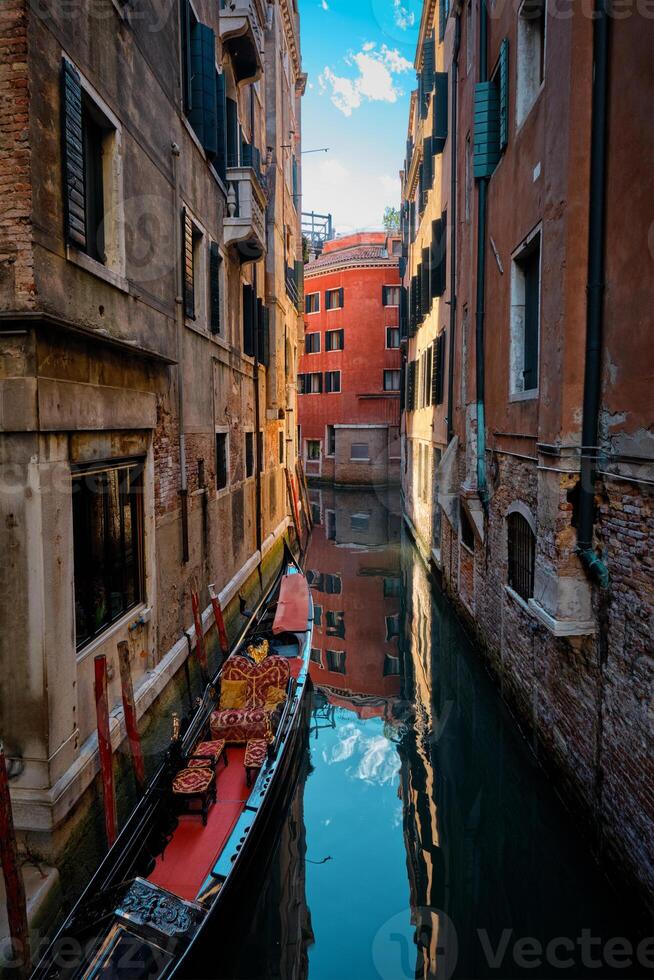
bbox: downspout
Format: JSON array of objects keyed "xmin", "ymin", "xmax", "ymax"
[
  {"xmin": 446, "ymin": 14, "xmax": 461, "ymax": 444},
  {"xmin": 577, "ymin": 0, "xmax": 610, "ymax": 588},
  {"xmin": 474, "ymin": 0, "xmax": 489, "ymax": 510},
  {"xmin": 172, "ymin": 142, "xmax": 189, "ymax": 563},
  {"xmin": 253, "ymin": 263, "xmax": 263, "ymax": 554}
]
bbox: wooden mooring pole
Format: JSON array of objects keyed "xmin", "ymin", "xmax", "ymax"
[
  {"xmin": 285, "ymin": 467, "xmax": 301, "ymax": 543},
  {"xmin": 0, "ymin": 744, "xmax": 30, "ymax": 976},
  {"xmin": 208, "ymin": 585, "xmax": 230, "ymax": 658},
  {"xmin": 117, "ymin": 642, "xmax": 146, "ymax": 796},
  {"xmin": 297, "ymin": 457, "xmax": 314, "ymax": 529},
  {"xmin": 190, "ymin": 589, "xmax": 209, "ymax": 685},
  {"xmin": 94, "ymin": 655, "xmax": 117, "ymax": 848}
]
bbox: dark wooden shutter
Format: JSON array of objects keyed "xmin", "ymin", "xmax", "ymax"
[
  {"xmin": 499, "ymin": 37, "xmax": 509, "ymax": 151},
  {"xmin": 243, "ymin": 283, "xmax": 255, "ymax": 356},
  {"xmin": 439, "ymin": 0, "xmax": 447, "ymax": 41},
  {"xmin": 189, "ymin": 23, "xmax": 217, "ymax": 155},
  {"xmin": 257, "ymin": 299, "xmax": 270, "ymax": 366},
  {"xmin": 407, "ymin": 360, "xmax": 415, "ymax": 412},
  {"xmin": 226, "ymin": 97, "xmax": 239, "ymax": 168},
  {"xmin": 215, "ymin": 70, "xmax": 227, "ymax": 182},
  {"xmin": 433, "ymin": 332, "xmax": 446, "ymax": 404},
  {"xmin": 421, "ymin": 247, "xmax": 430, "ymax": 314},
  {"xmin": 523, "ymin": 247, "xmax": 540, "ymax": 390},
  {"xmin": 338, "ymin": 287, "xmax": 344, "ymax": 308},
  {"xmin": 439, "ymin": 210, "xmax": 447, "ymax": 298},
  {"xmin": 316, "ymin": 373, "xmax": 323, "ymax": 394},
  {"xmin": 305, "ymin": 294, "xmax": 311, "ymax": 314},
  {"xmin": 400, "ymin": 286, "xmax": 408, "ymax": 339},
  {"xmin": 431, "ymin": 218, "xmax": 446, "ymax": 298},
  {"xmin": 426, "ymin": 344, "xmax": 433, "ymax": 406},
  {"xmin": 180, "ymin": 0, "xmax": 192, "ymax": 113},
  {"xmin": 61, "ymin": 59, "xmax": 86, "ymax": 250},
  {"xmin": 433, "ymin": 72, "xmax": 449, "ymax": 154},
  {"xmin": 423, "ymin": 137, "xmax": 433, "ymax": 204},
  {"xmin": 423, "ymin": 31, "xmax": 435, "ymax": 94},
  {"xmin": 338, "ymin": 329, "xmax": 345, "ymax": 349},
  {"xmin": 416, "ymin": 264, "xmax": 423, "ymax": 321},
  {"xmin": 473, "ymin": 81, "xmax": 500, "ymax": 177},
  {"xmin": 182, "ymin": 207, "xmax": 195, "ymax": 319},
  {"xmin": 382, "ymin": 285, "xmax": 388, "ymax": 306},
  {"xmin": 209, "ymin": 241, "xmax": 221, "ymax": 333}
]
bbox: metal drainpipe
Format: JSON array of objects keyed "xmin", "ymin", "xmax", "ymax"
[
  {"xmin": 577, "ymin": 0, "xmax": 610, "ymax": 588},
  {"xmin": 446, "ymin": 14, "xmax": 461, "ymax": 444},
  {"xmin": 474, "ymin": 0, "xmax": 489, "ymax": 510},
  {"xmin": 172, "ymin": 142, "xmax": 189, "ymax": 563},
  {"xmin": 253, "ymin": 262, "xmax": 263, "ymax": 555}
]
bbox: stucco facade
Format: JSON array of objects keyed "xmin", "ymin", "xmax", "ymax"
[
  {"xmin": 0, "ymin": 0, "xmax": 304, "ymax": 892},
  {"xmin": 400, "ymin": 0, "xmax": 654, "ymax": 909},
  {"xmin": 298, "ymin": 232, "xmax": 402, "ymax": 486}
]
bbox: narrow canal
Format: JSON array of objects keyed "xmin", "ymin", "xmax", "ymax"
[{"xmin": 223, "ymin": 487, "xmax": 648, "ymax": 980}]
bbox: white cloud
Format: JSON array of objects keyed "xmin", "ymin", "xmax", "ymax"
[
  {"xmin": 393, "ymin": 0, "xmax": 416, "ymax": 30},
  {"xmin": 320, "ymin": 0, "xmax": 329, "ymax": 9},
  {"xmin": 319, "ymin": 42, "xmax": 412, "ymax": 117},
  {"xmin": 303, "ymin": 156, "xmax": 401, "ymax": 235}
]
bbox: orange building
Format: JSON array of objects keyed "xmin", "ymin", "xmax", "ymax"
[{"xmin": 298, "ymin": 233, "xmax": 402, "ymax": 485}]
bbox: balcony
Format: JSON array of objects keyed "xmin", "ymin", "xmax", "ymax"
[
  {"xmin": 219, "ymin": 0, "xmax": 266, "ymax": 84},
  {"xmin": 224, "ymin": 160, "xmax": 267, "ymax": 261}
]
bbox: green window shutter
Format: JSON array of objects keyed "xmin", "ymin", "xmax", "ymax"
[
  {"xmin": 338, "ymin": 287, "xmax": 344, "ymax": 308},
  {"xmin": 400, "ymin": 286, "xmax": 408, "ymax": 339},
  {"xmin": 432, "ymin": 337, "xmax": 440, "ymax": 403},
  {"xmin": 474, "ymin": 82, "xmax": 500, "ymax": 178},
  {"xmin": 243, "ymin": 283, "xmax": 255, "ymax": 356},
  {"xmin": 421, "ymin": 247, "xmax": 430, "ymax": 315},
  {"xmin": 215, "ymin": 70, "xmax": 227, "ymax": 182},
  {"xmin": 226, "ymin": 98, "xmax": 239, "ymax": 168},
  {"xmin": 426, "ymin": 344, "xmax": 433, "ymax": 406},
  {"xmin": 431, "ymin": 218, "xmax": 444, "ymax": 298},
  {"xmin": 416, "ymin": 264, "xmax": 423, "ymax": 320},
  {"xmin": 209, "ymin": 241, "xmax": 221, "ymax": 334},
  {"xmin": 182, "ymin": 208, "xmax": 195, "ymax": 319},
  {"xmin": 180, "ymin": 0, "xmax": 192, "ymax": 114},
  {"xmin": 499, "ymin": 38, "xmax": 509, "ymax": 151},
  {"xmin": 433, "ymin": 72, "xmax": 448, "ymax": 154},
  {"xmin": 61, "ymin": 59, "xmax": 86, "ymax": 250},
  {"xmin": 189, "ymin": 23, "xmax": 218, "ymax": 156},
  {"xmin": 339, "ymin": 329, "xmax": 345, "ymax": 349},
  {"xmin": 422, "ymin": 31, "xmax": 435, "ymax": 99},
  {"xmin": 439, "ymin": 0, "xmax": 447, "ymax": 41},
  {"xmin": 423, "ymin": 137, "xmax": 433, "ymax": 204}
]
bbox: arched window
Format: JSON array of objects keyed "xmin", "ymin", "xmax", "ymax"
[{"xmin": 507, "ymin": 511, "xmax": 536, "ymax": 601}]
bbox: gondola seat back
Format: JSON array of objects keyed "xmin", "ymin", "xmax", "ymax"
[{"xmin": 210, "ymin": 655, "xmax": 290, "ymax": 744}]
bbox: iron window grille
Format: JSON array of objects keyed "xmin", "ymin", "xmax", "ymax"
[{"xmin": 507, "ymin": 512, "xmax": 536, "ymax": 601}]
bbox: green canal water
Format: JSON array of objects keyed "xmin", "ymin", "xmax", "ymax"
[{"xmin": 224, "ymin": 488, "xmax": 649, "ymax": 980}]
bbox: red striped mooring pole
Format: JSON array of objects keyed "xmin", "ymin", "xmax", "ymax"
[
  {"xmin": 94, "ymin": 655, "xmax": 117, "ymax": 847},
  {"xmin": 117, "ymin": 642, "xmax": 146, "ymax": 795},
  {"xmin": 0, "ymin": 743, "xmax": 30, "ymax": 975}
]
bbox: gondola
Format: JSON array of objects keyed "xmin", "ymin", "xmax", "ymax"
[{"xmin": 32, "ymin": 545, "xmax": 314, "ymax": 979}]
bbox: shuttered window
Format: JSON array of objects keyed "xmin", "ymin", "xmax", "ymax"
[
  {"xmin": 257, "ymin": 300, "xmax": 270, "ymax": 366},
  {"xmin": 522, "ymin": 246, "xmax": 540, "ymax": 391},
  {"xmin": 421, "ymin": 30, "xmax": 435, "ymax": 118},
  {"xmin": 325, "ymin": 371, "xmax": 341, "ymax": 393},
  {"xmin": 216, "ymin": 432, "xmax": 228, "ymax": 491},
  {"xmin": 189, "ymin": 22, "xmax": 218, "ymax": 156},
  {"xmin": 215, "ymin": 70, "xmax": 227, "ymax": 182},
  {"xmin": 182, "ymin": 208, "xmax": 195, "ymax": 319},
  {"xmin": 305, "ymin": 332, "xmax": 321, "ymax": 354},
  {"xmin": 474, "ymin": 81, "xmax": 501, "ymax": 178},
  {"xmin": 439, "ymin": 0, "xmax": 450, "ymax": 41},
  {"xmin": 242, "ymin": 283, "xmax": 256, "ymax": 357},
  {"xmin": 433, "ymin": 72, "xmax": 449, "ymax": 154},
  {"xmin": 421, "ymin": 248, "xmax": 431, "ymax": 316},
  {"xmin": 507, "ymin": 512, "xmax": 536, "ymax": 600},
  {"xmin": 326, "ymin": 329, "xmax": 344, "ymax": 351},
  {"xmin": 407, "ymin": 360, "xmax": 417, "ymax": 411},
  {"xmin": 430, "ymin": 215, "xmax": 447, "ymax": 298},
  {"xmin": 425, "ymin": 346, "xmax": 433, "ymax": 405},
  {"xmin": 400, "ymin": 287, "xmax": 408, "ymax": 339},
  {"xmin": 432, "ymin": 332, "xmax": 446, "ymax": 404},
  {"xmin": 226, "ymin": 97, "xmax": 239, "ymax": 168},
  {"xmin": 326, "ymin": 288, "xmax": 343, "ymax": 310},
  {"xmin": 209, "ymin": 241, "xmax": 222, "ymax": 334},
  {"xmin": 423, "ymin": 137, "xmax": 433, "ymax": 204},
  {"xmin": 180, "ymin": 0, "xmax": 193, "ymax": 113},
  {"xmin": 61, "ymin": 60, "xmax": 86, "ymax": 250},
  {"xmin": 499, "ymin": 38, "xmax": 509, "ymax": 150}
]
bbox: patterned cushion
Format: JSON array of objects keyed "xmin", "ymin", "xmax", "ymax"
[
  {"xmin": 172, "ymin": 767, "xmax": 214, "ymax": 794},
  {"xmin": 221, "ymin": 655, "xmax": 290, "ymax": 710},
  {"xmin": 263, "ymin": 685, "xmax": 287, "ymax": 712},
  {"xmin": 188, "ymin": 740, "xmax": 225, "ymax": 769},
  {"xmin": 210, "ymin": 707, "xmax": 271, "ymax": 745},
  {"xmin": 244, "ymin": 739, "xmax": 268, "ymax": 769},
  {"xmin": 219, "ymin": 679, "xmax": 248, "ymax": 710}
]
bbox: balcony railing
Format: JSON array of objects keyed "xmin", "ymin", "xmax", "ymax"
[
  {"xmin": 219, "ymin": 0, "xmax": 265, "ymax": 83},
  {"xmin": 225, "ymin": 153, "xmax": 266, "ymax": 260}
]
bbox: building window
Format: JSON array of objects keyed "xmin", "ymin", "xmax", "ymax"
[
  {"xmin": 311, "ymin": 503, "xmax": 321, "ymax": 525},
  {"xmin": 350, "ymin": 443, "xmax": 369, "ymax": 461},
  {"xmin": 510, "ymin": 232, "xmax": 541, "ymax": 396},
  {"xmin": 310, "ymin": 647, "xmax": 323, "ymax": 667},
  {"xmin": 384, "ymin": 370, "xmax": 401, "ymax": 391},
  {"xmin": 517, "ymin": 0, "xmax": 546, "ymax": 126},
  {"xmin": 459, "ymin": 501, "xmax": 475, "ymax": 551},
  {"xmin": 324, "ymin": 574, "xmax": 342, "ymax": 595},
  {"xmin": 306, "ymin": 439, "xmax": 321, "ymax": 461},
  {"xmin": 386, "ymin": 327, "xmax": 400, "ymax": 349},
  {"xmin": 326, "ymin": 649, "xmax": 346, "ymax": 673},
  {"xmin": 325, "ymin": 288, "xmax": 343, "ymax": 310},
  {"xmin": 384, "ymin": 577, "xmax": 402, "ymax": 597},
  {"xmin": 326, "ymin": 611, "xmax": 345, "ymax": 638},
  {"xmin": 326, "ymin": 424, "xmax": 336, "ymax": 456},
  {"xmin": 279, "ymin": 430, "xmax": 285, "ymax": 464},
  {"xmin": 507, "ymin": 511, "xmax": 536, "ymax": 601},
  {"xmin": 325, "ymin": 371, "xmax": 341, "ymax": 393},
  {"xmin": 384, "ymin": 654, "xmax": 401, "ymax": 677},
  {"xmin": 351, "ymin": 512, "xmax": 370, "ymax": 531},
  {"xmin": 298, "ymin": 372, "xmax": 323, "ymax": 394},
  {"xmin": 382, "ymin": 285, "xmax": 401, "ymax": 306},
  {"xmin": 326, "ymin": 509, "xmax": 336, "ymax": 540},
  {"xmin": 307, "ymin": 570, "xmax": 323, "ymax": 589},
  {"xmin": 313, "ymin": 604, "xmax": 322, "ymax": 627},
  {"xmin": 216, "ymin": 432, "xmax": 228, "ymax": 491},
  {"xmin": 245, "ymin": 431, "xmax": 254, "ymax": 478},
  {"xmin": 305, "ymin": 332, "xmax": 321, "ymax": 354},
  {"xmin": 72, "ymin": 460, "xmax": 144, "ymax": 650},
  {"xmin": 326, "ymin": 329, "xmax": 344, "ymax": 351},
  {"xmin": 305, "ymin": 292, "xmax": 320, "ymax": 314},
  {"xmin": 81, "ymin": 97, "xmax": 113, "ymax": 263},
  {"xmin": 385, "ymin": 613, "xmax": 401, "ymax": 640}
]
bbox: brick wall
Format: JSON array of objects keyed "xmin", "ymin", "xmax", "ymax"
[{"xmin": 0, "ymin": 0, "xmax": 34, "ymax": 310}]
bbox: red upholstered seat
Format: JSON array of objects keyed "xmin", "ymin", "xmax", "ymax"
[
  {"xmin": 172, "ymin": 767, "xmax": 214, "ymax": 794},
  {"xmin": 188, "ymin": 739, "xmax": 226, "ymax": 769},
  {"xmin": 244, "ymin": 738, "xmax": 268, "ymax": 786},
  {"xmin": 210, "ymin": 707, "xmax": 271, "ymax": 745},
  {"xmin": 211, "ymin": 654, "xmax": 290, "ymax": 745}
]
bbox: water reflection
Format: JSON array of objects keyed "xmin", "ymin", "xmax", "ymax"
[{"xmin": 220, "ymin": 487, "xmax": 647, "ymax": 980}]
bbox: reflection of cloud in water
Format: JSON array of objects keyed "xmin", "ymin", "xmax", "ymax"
[{"xmin": 325, "ymin": 724, "xmax": 399, "ymax": 786}]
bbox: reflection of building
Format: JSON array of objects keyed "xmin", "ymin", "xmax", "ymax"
[
  {"xmin": 298, "ymin": 233, "xmax": 402, "ymax": 486},
  {"xmin": 304, "ymin": 488, "xmax": 403, "ymax": 717}
]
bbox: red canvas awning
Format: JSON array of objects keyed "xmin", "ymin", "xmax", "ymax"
[{"xmin": 272, "ymin": 573, "xmax": 310, "ymax": 635}]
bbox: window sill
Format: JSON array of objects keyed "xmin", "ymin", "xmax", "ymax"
[
  {"xmin": 509, "ymin": 388, "xmax": 539, "ymax": 403},
  {"xmin": 504, "ymin": 585, "xmax": 535, "ymax": 617},
  {"xmin": 76, "ymin": 603, "xmax": 151, "ymax": 664},
  {"xmin": 66, "ymin": 247, "xmax": 129, "ymax": 294},
  {"xmin": 215, "ymin": 486, "xmax": 230, "ymax": 500},
  {"xmin": 528, "ymin": 598, "xmax": 597, "ymax": 637}
]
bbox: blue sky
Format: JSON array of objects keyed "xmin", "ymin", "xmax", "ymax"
[{"xmin": 299, "ymin": 0, "xmax": 423, "ymax": 235}]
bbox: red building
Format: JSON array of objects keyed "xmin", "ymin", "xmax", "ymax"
[{"xmin": 298, "ymin": 232, "xmax": 402, "ymax": 485}]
